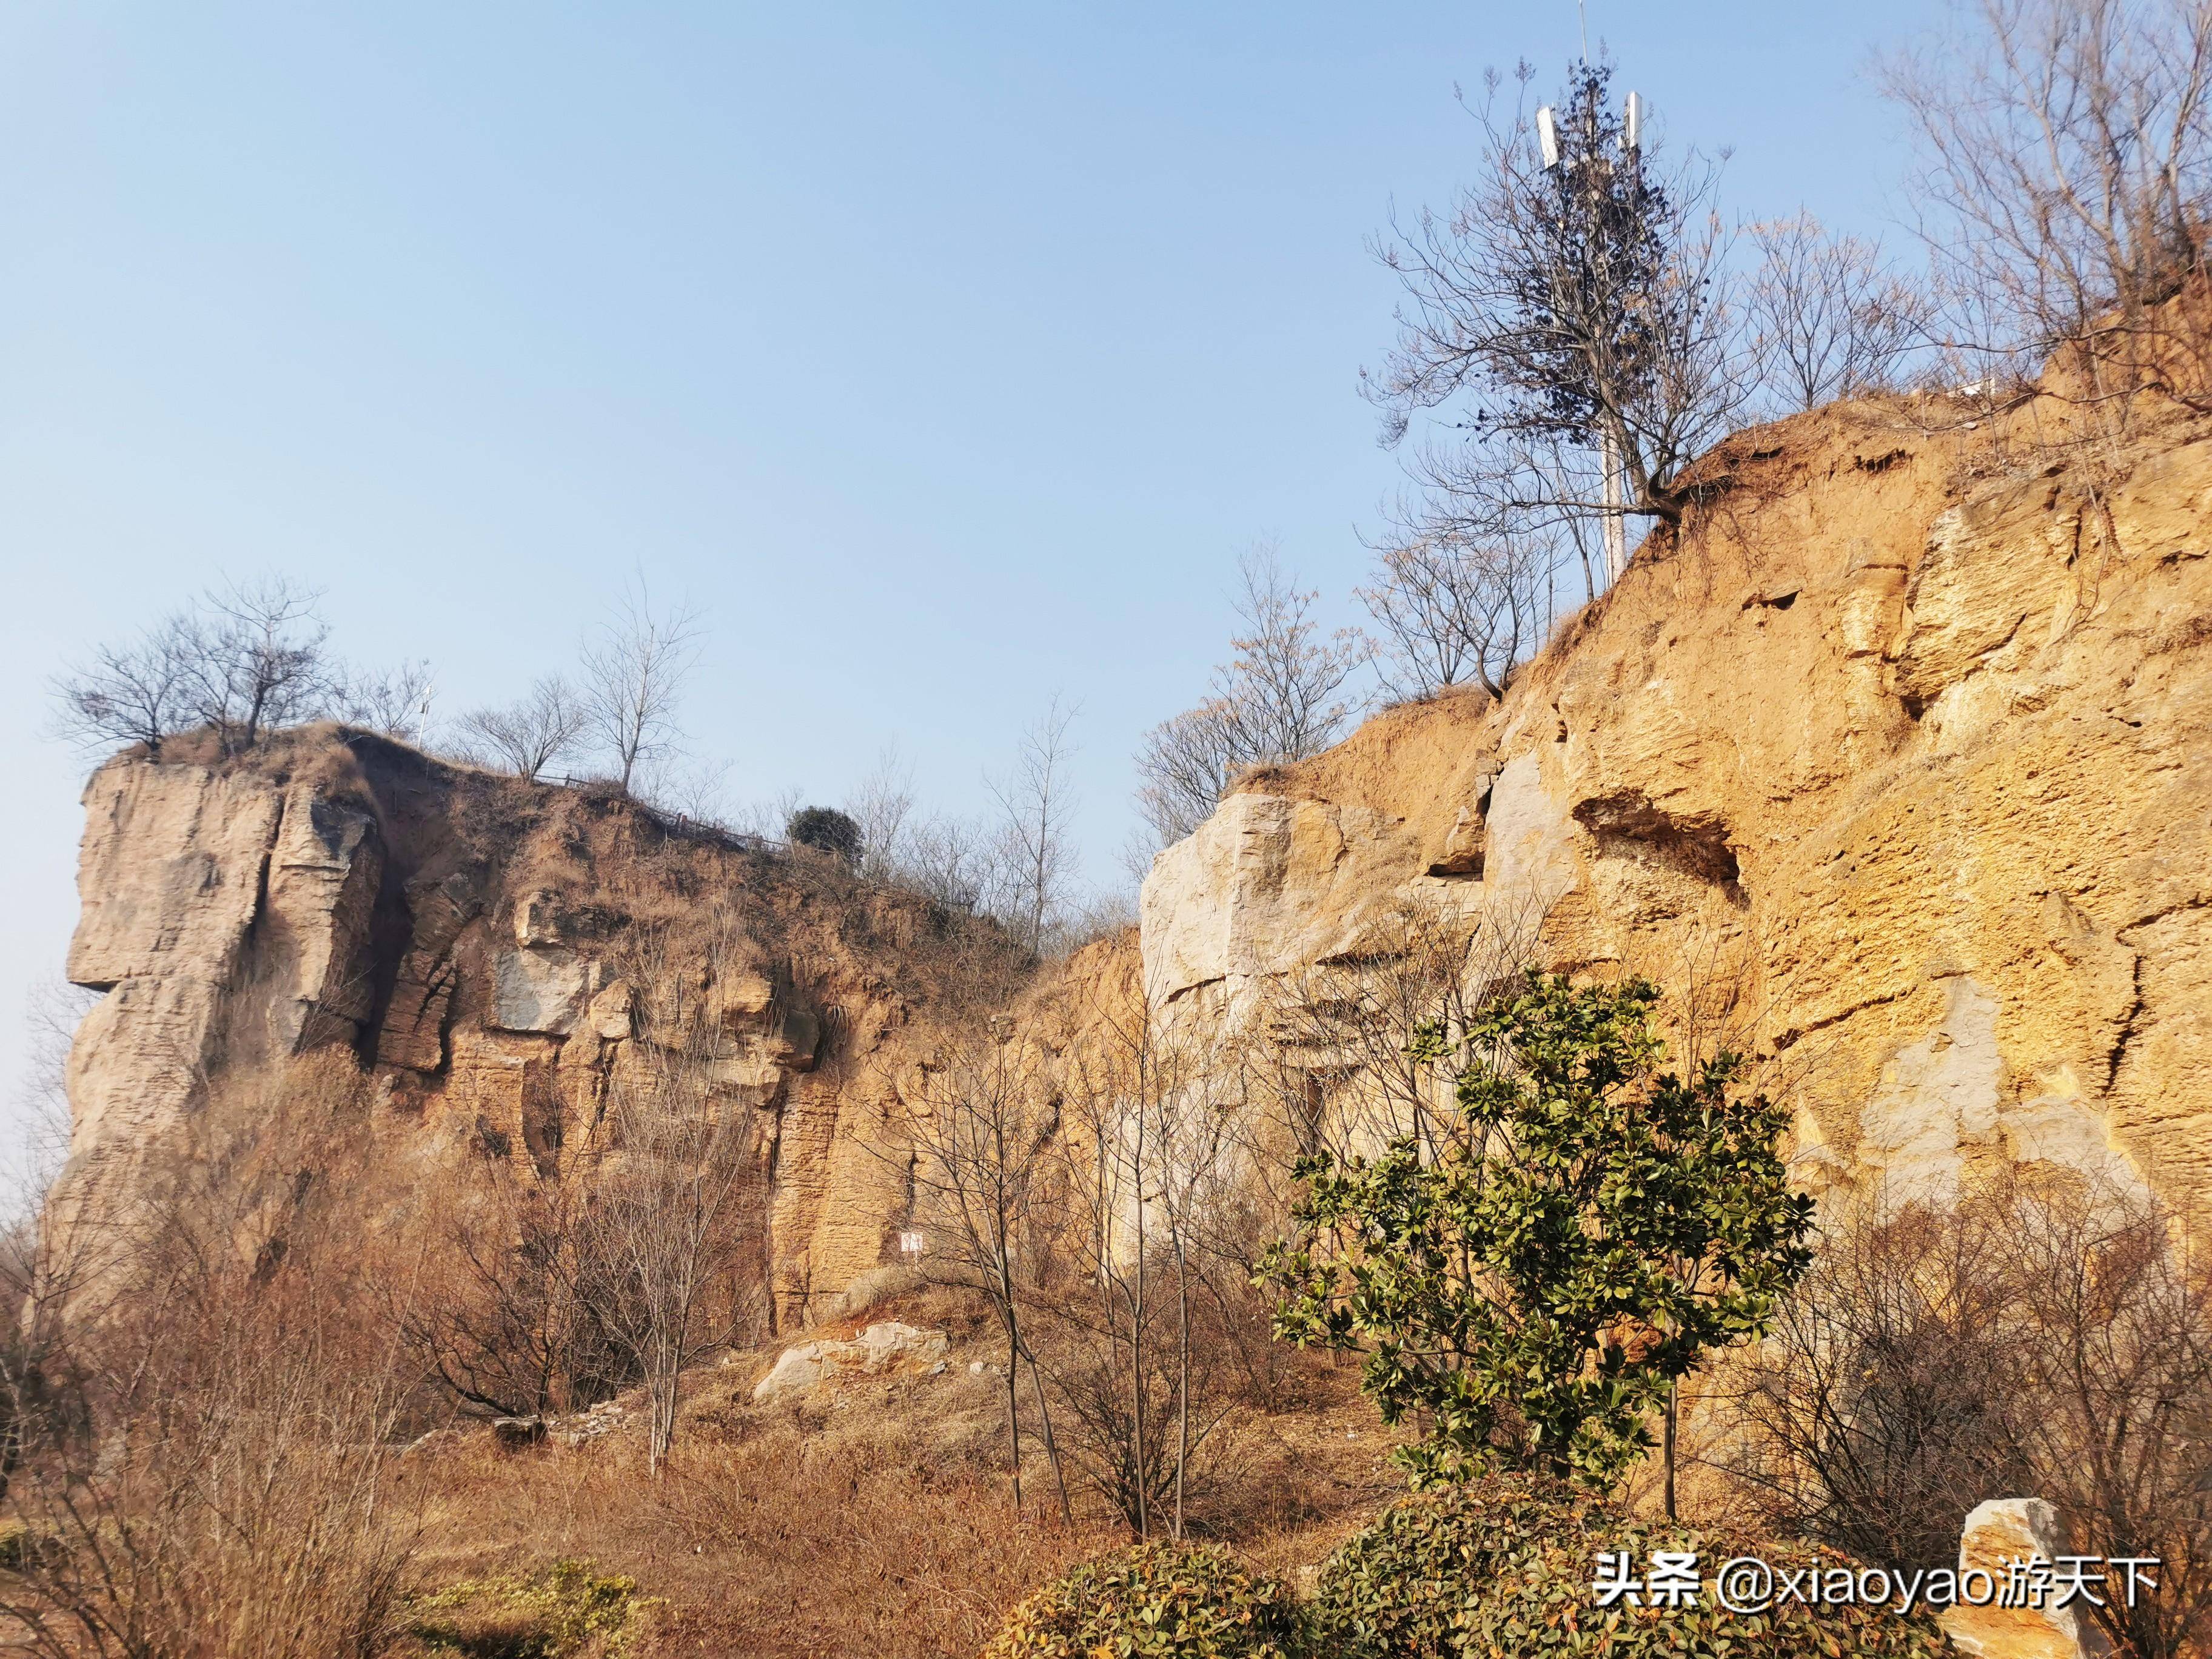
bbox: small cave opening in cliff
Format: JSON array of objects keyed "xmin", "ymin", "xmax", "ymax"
[{"xmin": 1572, "ymin": 790, "xmax": 1746, "ymax": 902}]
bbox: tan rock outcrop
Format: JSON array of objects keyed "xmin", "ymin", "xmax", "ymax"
[
  {"xmin": 1941, "ymin": 1499, "xmax": 2111, "ymax": 1659},
  {"xmin": 52, "ymin": 402, "xmax": 2212, "ymax": 1341},
  {"xmin": 491, "ymin": 947, "xmax": 592, "ymax": 1034},
  {"xmin": 1140, "ymin": 791, "xmax": 1438, "ymax": 1028},
  {"xmin": 59, "ymin": 760, "xmax": 381, "ymax": 1228},
  {"xmin": 52, "ymin": 730, "xmax": 980, "ymax": 1326},
  {"xmin": 1141, "ymin": 411, "xmax": 2212, "ymax": 1213},
  {"xmin": 750, "ymin": 1321, "xmax": 951, "ymax": 1403}
]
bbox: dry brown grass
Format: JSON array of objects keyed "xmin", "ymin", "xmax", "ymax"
[
  {"xmin": 400, "ymin": 1429, "xmax": 1098, "ymax": 1658},
  {"xmin": 386, "ymin": 1301, "xmax": 1398, "ymax": 1658}
]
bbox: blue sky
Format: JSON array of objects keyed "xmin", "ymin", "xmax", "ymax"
[{"xmin": 0, "ymin": 1, "xmax": 1940, "ymax": 1143}]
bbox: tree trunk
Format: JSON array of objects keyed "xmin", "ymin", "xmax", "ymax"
[
  {"xmin": 1664, "ymin": 1374, "xmax": 1678, "ymax": 1521},
  {"xmin": 1022, "ymin": 1336, "xmax": 1072, "ymax": 1527},
  {"xmin": 1601, "ymin": 427, "xmax": 1629, "ymax": 583},
  {"xmin": 1173, "ymin": 1236, "xmax": 1190, "ymax": 1542},
  {"xmin": 1002, "ymin": 1330, "xmax": 1024, "ymax": 1519},
  {"xmin": 649, "ymin": 1359, "xmax": 678, "ymax": 1478},
  {"xmin": 997, "ymin": 1253, "xmax": 1024, "ymax": 1520},
  {"xmin": 1131, "ymin": 1105, "xmax": 1149, "ymax": 1540}
]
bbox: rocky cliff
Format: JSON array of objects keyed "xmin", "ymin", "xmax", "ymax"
[
  {"xmin": 55, "ymin": 731, "xmax": 999, "ymax": 1324},
  {"xmin": 1141, "ymin": 402, "xmax": 2212, "ymax": 1214},
  {"xmin": 53, "ymin": 401, "xmax": 2212, "ymax": 1316}
]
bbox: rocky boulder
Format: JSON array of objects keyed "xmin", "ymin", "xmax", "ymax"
[
  {"xmin": 750, "ymin": 1321, "xmax": 951, "ymax": 1404},
  {"xmin": 1941, "ymin": 1498, "xmax": 2111, "ymax": 1659}
]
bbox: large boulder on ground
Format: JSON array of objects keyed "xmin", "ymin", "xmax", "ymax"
[
  {"xmin": 750, "ymin": 1321, "xmax": 950, "ymax": 1403},
  {"xmin": 1942, "ymin": 1499, "xmax": 2112, "ymax": 1659}
]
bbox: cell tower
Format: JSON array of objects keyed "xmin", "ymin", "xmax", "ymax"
[{"xmin": 1533, "ymin": 5, "xmax": 1643, "ymax": 588}]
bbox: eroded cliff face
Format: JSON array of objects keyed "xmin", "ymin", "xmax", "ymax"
[
  {"xmin": 1141, "ymin": 406, "xmax": 2212, "ymax": 1213},
  {"xmin": 55, "ymin": 732, "xmax": 970, "ymax": 1324},
  {"xmin": 55, "ymin": 404, "xmax": 2212, "ymax": 1313}
]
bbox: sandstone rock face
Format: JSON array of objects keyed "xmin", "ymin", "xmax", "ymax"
[
  {"xmin": 60, "ymin": 761, "xmax": 381, "ymax": 1227},
  {"xmin": 53, "ymin": 411, "xmax": 2212, "ymax": 1342},
  {"xmin": 53, "ymin": 731, "xmax": 956, "ymax": 1327},
  {"xmin": 1140, "ymin": 792, "xmax": 1434, "ymax": 1029},
  {"xmin": 491, "ymin": 947, "xmax": 591, "ymax": 1034},
  {"xmin": 1141, "ymin": 417, "xmax": 2212, "ymax": 1213}
]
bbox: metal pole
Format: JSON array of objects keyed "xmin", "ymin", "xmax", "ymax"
[{"xmin": 1601, "ymin": 428, "xmax": 1627, "ymax": 583}]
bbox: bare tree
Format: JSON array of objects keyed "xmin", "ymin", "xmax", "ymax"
[
  {"xmin": 1134, "ymin": 547, "xmax": 1367, "ymax": 846},
  {"xmin": 1720, "ymin": 1182, "xmax": 2212, "ymax": 1659},
  {"xmin": 1028, "ymin": 996, "xmax": 1243, "ymax": 1538},
  {"xmin": 457, "ymin": 674, "xmax": 588, "ymax": 781},
  {"xmin": 183, "ymin": 576, "xmax": 333, "ymax": 754},
  {"xmin": 899, "ymin": 811, "xmax": 1008, "ymax": 914},
  {"xmin": 1882, "ymin": 0, "xmax": 2212, "ymax": 418},
  {"xmin": 1367, "ymin": 60, "xmax": 1746, "ymax": 576},
  {"xmin": 732, "ymin": 784, "xmax": 804, "ymax": 845},
  {"xmin": 641, "ymin": 755, "xmax": 737, "ymax": 829},
  {"xmin": 2005, "ymin": 1188, "xmax": 2212, "ymax": 1659},
  {"xmin": 1132, "ymin": 699, "xmax": 1249, "ymax": 852},
  {"xmin": 1223, "ymin": 547, "xmax": 1368, "ymax": 764},
  {"xmin": 333, "ymin": 657, "xmax": 437, "ymax": 743},
  {"xmin": 0, "ymin": 1207, "xmax": 415, "ymax": 1659},
  {"xmin": 588, "ymin": 1087, "xmax": 754, "ymax": 1476},
  {"xmin": 1744, "ymin": 213, "xmax": 1931, "ymax": 412},
  {"xmin": 580, "ymin": 576, "xmax": 705, "ymax": 793},
  {"xmin": 1146, "ymin": 1043, "xmax": 1240, "ymax": 1541},
  {"xmin": 905, "ymin": 1031, "xmax": 1068, "ymax": 1522},
  {"xmin": 399, "ymin": 1158, "xmax": 615, "ymax": 1423},
  {"xmin": 985, "ymin": 697, "xmax": 1080, "ymax": 956},
  {"xmin": 1357, "ymin": 526, "xmax": 1552, "ymax": 702},
  {"xmin": 49, "ymin": 612, "xmax": 195, "ymax": 759},
  {"xmin": 846, "ymin": 743, "xmax": 918, "ymax": 880},
  {"xmin": 583, "ymin": 925, "xmax": 761, "ymax": 1474},
  {"xmin": 50, "ymin": 577, "xmax": 333, "ymax": 759}
]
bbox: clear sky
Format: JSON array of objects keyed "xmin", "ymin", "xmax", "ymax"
[{"xmin": 0, "ymin": 1, "xmax": 1941, "ymax": 1145}]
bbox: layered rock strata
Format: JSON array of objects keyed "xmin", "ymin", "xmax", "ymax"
[
  {"xmin": 55, "ymin": 404, "xmax": 2212, "ymax": 1319},
  {"xmin": 1141, "ymin": 411, "xmax": 2212, "ymax": 1212},
  {"xmin": 56, "ymin": 735, "xmax": 938, "ymax": 1324}
]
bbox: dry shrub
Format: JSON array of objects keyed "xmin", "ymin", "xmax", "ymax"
[
  {"xmin": 393, "ymin": 1316, "xmax": 1395, "ymax": 1657},
  {"xmin": 1714, "ymin": 1179, "xmax": 2212, "ymax": 1659},
  {"xmin": 1882, "ymin": 0, "xmax": 2212, "ymax": 438},
  {"xmin": 0, "ymin": 1218, "xmax": 417, "ymax": 1659}
]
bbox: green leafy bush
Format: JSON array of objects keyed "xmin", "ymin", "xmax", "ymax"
[
  {"xmin": 1305, "ymin": 1475, "xmax": 1590, "ymax": 1658},
  {"xmin": 1309, "ymin": 1483, "xmax": 1951, "ymax": 1659},
  {"xmin": 983, "ymin": 1541, "xmax": 1301, "ymax": 1659},
  {"xmin": 407, "ymin": 1559, "xmax": 649, "ymax": 1658},
  {"xmin": 1265, "ymin": 972, "xmax": 1814, "ymax": 1490}
]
